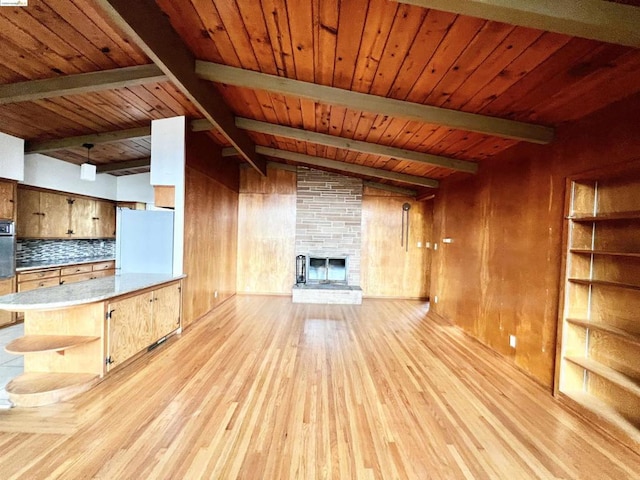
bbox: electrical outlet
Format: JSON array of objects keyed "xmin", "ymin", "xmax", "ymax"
[
  {"xmin": 433, "ymin": 295, "xmax": 438, "ymax": 304},
  {"xmin": 509, "ymin": 335, "xmax": 517, "ymax": 348},
  {"xmin": 434, "ymin": 243, "xmax": 438, "ymax": 251},
  {"xmin": 214, "ymin": 290, "xmax": 218, "ymax": 299},
  {"xmin": 417, "ymin": 241, "xmax": 422, "ymax": 248}
]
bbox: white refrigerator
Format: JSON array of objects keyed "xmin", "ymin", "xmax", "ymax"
[{"xmin": 116, "ymin": 208, "xmax": 174, "ymax": 274}]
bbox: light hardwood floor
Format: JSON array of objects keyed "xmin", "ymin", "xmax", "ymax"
[{"xmin": 0, "ymin": 296, "xmax": 638, "ymax": 479}]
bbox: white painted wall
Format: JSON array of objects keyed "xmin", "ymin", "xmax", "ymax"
[
  {"xmin": 0, "ymin": 131, "xmax": 25, "ymax": 181},
  {"xmin": 151, "ymin": 117, "xmax": 185, "ymax": 276},
  {"xmin": 23, "ymin": 154, "xmax": 117, "ymax": 200},
  {"xmin": 116, "ymin": 172, "xmax": 154, "ymax": 204}
]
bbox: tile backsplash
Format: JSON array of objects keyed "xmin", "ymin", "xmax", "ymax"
[{"xmin": 17, "ymin": 239, "xmax": 115, "ymax": 264}]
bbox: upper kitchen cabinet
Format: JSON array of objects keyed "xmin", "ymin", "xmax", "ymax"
[
  {"xmin": 17, "ymin": 187, "xmax": 116, "ymax": 239},
  {"xmin": 0, "ymin": 179, "xmax": 16, "ymax": 220},
  {"xmin": 18, "ymin": 188, "xmax": 69, "ymax": 238}
]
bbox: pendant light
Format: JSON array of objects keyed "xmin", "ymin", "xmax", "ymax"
[{"xmin": 80, "ymin": 143, "xmax": 96, "ymax": 181}]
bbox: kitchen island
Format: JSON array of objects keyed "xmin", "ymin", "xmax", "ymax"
[{"xmin": 0, "ymin": 273, "xmax": 184, "ymax": 407}]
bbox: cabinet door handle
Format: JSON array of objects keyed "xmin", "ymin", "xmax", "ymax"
[
  {"xmin": 41, "ymin": 212, "xmax": 46, "ymax": 217},
  {"xmin": 9, "ymin": 199, "xmax": 14, "ymax": 203},
  {"xmin": 60, "ymin": 280, "xmax": 65, "ymax": 285},
  {"xmin": 92, "ymin": 217, "xmax": 100, "ymax": 220}
]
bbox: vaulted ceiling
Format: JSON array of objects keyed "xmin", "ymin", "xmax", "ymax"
[{"xmin": 1, "ymin": 0, "xmax": 639, "ymax": 195}]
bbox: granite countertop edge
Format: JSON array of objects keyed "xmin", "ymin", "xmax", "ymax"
[
  {"xmin": 0, "ymin": 273, "xmax": 186, "ymax": 311},
  {"xmin": 16, "ymin": 256, "xmax": 117, "ymax": 272}
]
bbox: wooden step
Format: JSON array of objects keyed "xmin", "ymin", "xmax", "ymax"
[
  {"xmin": 5, "ymin": 335, "xmax": 100, "ymax": 355},
  {"xmin": 6, "ymin": 373, "xmax": 100, "ymax": 408},
  {"xmin": 565, "ymin": 356, "xmax": 640, "ymax": 397}
]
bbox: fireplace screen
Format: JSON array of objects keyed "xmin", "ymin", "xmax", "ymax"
[{"xmin": 306, "ymin": 256, "xmax": 348, "ymax": 284}]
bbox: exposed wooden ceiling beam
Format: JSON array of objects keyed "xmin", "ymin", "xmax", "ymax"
[
  {"xmin": 96, "ymin": 158, "xmax": 150, "ymax": 174},
  {"xmin": 26, "ymin": 126, "xmax": 151, "ymax": 153},
  {"xmin": 195, "ymin": 61, "xmax": 554, "ymax": 144},
  {"xmin": 392, "ymin": 0, "xmax": 640, "ymax": 48},
  {"xmin": 235, "ymin": 117, "xmax": 477, "ymax": 174},
  {"xmin": 363, "ymin": 181, "xmax": 417, "ymax": 197},
  {"xmin": 94, "ymin": 0, "xmax": 267, "ymax": 176},
  {"xmin": 0, "ymin": 65, "xmax": 166, "ymax": 104},
  {"xmin": 221, "ymin": 147, "xmax": 239, "ymax": 157},
  {"xmin": 255, "ymin": 146, "xmax": 439, "ymax": 188}
]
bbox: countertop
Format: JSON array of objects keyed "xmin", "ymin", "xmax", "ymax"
[
  {"xmin": 16, "ymin": 256, "xmax": 116, "ymax": 272},
  {"xmin": 0, "ymin": 273, "xmax": 185, "ymax": 311}
]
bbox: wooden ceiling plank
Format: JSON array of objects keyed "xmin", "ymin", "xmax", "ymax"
[
  {"xmin": 26, "ymin": 126, "xmax": 151, "ymax": 153},
  {"xmin": 315, "ymin": 0, "xmax": 339, "ymax": 87},
  {"xmin": 154, "ymin": 0, "xmax": 222, "ymax": 61},
  {"xmin": 257, "ymin": 146, "xmax": 439, "ymax": 188},
  {"xmin": 423, "ymin": 21, "xmax": 515, "ymax": 107},
  {"xmin": 463, "ymin": 31, "xmax": 572, "ymax": 114},
  {"xmin": 47, "ymin": 0, "xmax": 140, "ymax": 66},
  {"xmin": 94, "ymin": 0, "xmax": 267, "ymax": 176},
  {"xmin": 0, "ymin": 8, "xmax": 100, "ymax": 74},
  {"xmin": 96, "ymin": 157, "xmax": 151, "ymax": 173},
  {"xmin": 393, "ymin": 0, "xmax": 640, "ymax": 48},
  {"xmin": 387, "ymin": 9, "xmax": 457, "ymax": 101},
  {"xmin": 333, "ymin": 0, "xmax": 370, "ymax": 90},
  {"xmin": 22, "ymin": 1, "xmax": 121, "ymax": 70},
  {"xmin": 492, "ymin": 42, "xmax": 626, "ymax": 122},
  {"xmin": 261, "ymin": 0, "xmax": 297, "ymax": 77},
  {"xmin": 31, "ymin": 97, "xmax": 120, "ymax": 134},
  {"xmin": 234, "ymin": 1, "xmax": 280, "ymax": 76},
  {"xmin": 0, "ymin": 65, "xmax": 166, "ymax": 104},
  {"xmin": 285, "ymin": 0, "xmax": 315, "ymax": 83},
  {"xmin": 154, "ymin": 82, "xmax": 203, "ymax": 117},
  {"xmin": 368, "ymin": 4, "xmax": 428, "ymax": 97},
  {"xmin": 196, "ymin": 60, "xmax": 554, "ymax": 144},
  {"xmin": 199, "ymin": 0, "xmax": 260, "ymax": 70},
  {"xmin": 404, "ymin": 15, "xmax": 487, "ymax": 104}
]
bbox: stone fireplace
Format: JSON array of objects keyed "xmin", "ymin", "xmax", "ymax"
[{"xmin": 292, "ymin": 167, "xmax": 363, "ymax": 304}]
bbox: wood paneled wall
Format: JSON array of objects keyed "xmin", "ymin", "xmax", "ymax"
[
  {"xmin": 182, "ymin": 133, "xmax": 239, "ymax": 328},
  {"xmin": 431, "ymin": 93, "xmax": 640, "ymax": 388},
  {"xmin": 236, "ymin": 166, "xmax": 297, "ymax": 295},
  {"xmin": 361, "ymin": 186, "xmax": 432, "ymax": 299}
]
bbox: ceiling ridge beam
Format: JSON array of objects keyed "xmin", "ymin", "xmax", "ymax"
[
  {"xmin": 235, "ymin": 117, "xmax": 478, "ymax": 174},
  {"xmin": 195, "ymin": 61, "xmax": 554, "ymax": 145},
  {"xmin": 255, "ymin": 146, "xmax": 439, "ymax": 189},
  {"xmin": 96, "ymin": 157, "xmax": 150, "ymax": 174},
  {"xmin": 0, "ymin": 65, "xmax": 167, "ymax": 104},
  {"xmin": 94, "ymin": 0, "xmax": 267, "ymax": 176},
  {"xmin": 393, "ymin": 0, "xmax": 640, "ymax": 48},
  {"xmin": 26, "ymin": 126, "xmax": 152, "ymax": 153}
]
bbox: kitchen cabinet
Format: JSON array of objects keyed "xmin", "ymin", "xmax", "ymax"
[
  {"xmin": 18, "ymin": 188, "xmax": 70, "ymax": 238},
  {"xmin": 0, "ymin": 179, "xmax": 16, "ymax": 220},
  {"xmin": 94, "ymin": 200, "xmax": 116, "ymax": 238},
  {"xmin": 106, "ymin": 281, "xmax": 181, "ymax": 371},
  {"xmin": 16, "ymin": 260, "xmax": 116, "ymax": 320},
  {"xmin": 1, "ymin": 276, "xmax": 182, "ymax": 406},
  {"xmin": 17, "ymin": 187, "xmax": 116, "ymax": 239},
  {"xmin": 152, "ymin": 282, "xmax": 182, "ymax": 339},
  {"xmin": 107, "ymin": 291, "xmax": 154, "ymax": 371},
  {"xmin": 0, "ymin": 277, "xmax": 14, "ymax": 327}
]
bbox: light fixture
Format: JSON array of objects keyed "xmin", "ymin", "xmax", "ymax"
[{"xmin": 80, "ymin": 143, "xmax": 96, "ymax": 181}]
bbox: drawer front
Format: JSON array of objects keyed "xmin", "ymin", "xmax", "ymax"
[
  {"xmin": 92, "ymin": 261, "xmax": 115, "ymax": 272},
  {"xmin": 17, "ymin": 277, "xmax": 60, "ymax": 292},
  {"xmin": 61, "ymin": 264, "xmax": 93, "ymax": 276},
  {"xmin": 60, "ymin": 272, "xmax": 96, "ymax": 285},
  {"xmin": 18, "ymin": 269, "xmax": 60, "ymax": 282},
  {"xmin": 91, "ymin": 269, "xmax": 113, "ymax": 279}
]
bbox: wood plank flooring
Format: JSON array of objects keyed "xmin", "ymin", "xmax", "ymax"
[{"xmin": 0, "ymin": 296, "xmax": 639, "ymax": 479}]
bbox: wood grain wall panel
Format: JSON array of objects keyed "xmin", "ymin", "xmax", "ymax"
[
  {"xmin": 182, "ymin": 134, "xmax": 240, "ymax": 328},
  {"xmin": 236, "ymin": 166, "xmax": 296, "ymax": 295},
  {"xmin": 430, "ymin": 93, "xmax": 640, "ymax": 389},
  {"xmin": 362, "ymin": 193, "xmax": 432, "ymax": 299}
]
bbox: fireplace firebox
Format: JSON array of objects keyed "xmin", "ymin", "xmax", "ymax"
[{"xmin": 305, "ymin": 256, "xmax": 348, "ymax": 285}]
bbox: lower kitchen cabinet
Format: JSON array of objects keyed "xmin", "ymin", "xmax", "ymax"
[
  {"xmin": 0, "ymin": 277, "xmax": 15, "ymax": 327},
  {"xmin": 106, "ymin": 281, "xmax": 181, "ymax": 372}
]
